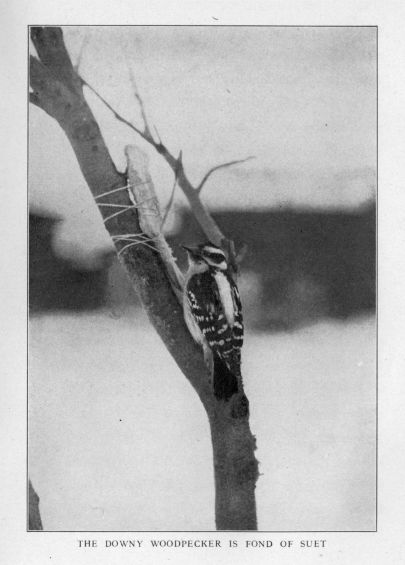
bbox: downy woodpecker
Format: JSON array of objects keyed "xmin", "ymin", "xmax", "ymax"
[{"xmin": 182, "ymin": 242, "xmax": 243, "ymax": 399}]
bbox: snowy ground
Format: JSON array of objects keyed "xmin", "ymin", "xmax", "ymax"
[{"xmin": 29, "ymin": 309, "xmax": 376, "ymax": 531}]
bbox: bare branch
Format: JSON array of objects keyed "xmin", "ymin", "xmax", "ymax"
[
  {"xmin": 153, "ymin": 124, "xmax": 162, "ymax": 145},
  {"xmin": 80, "ymin": 74, "xmax": 238, "ymax": 267},
  {"xmin": 81, "ymin": 77, "xmax": 149, "ymax": 142},
  {"xmin": 196, "ymin": 156, "xmax": 255, "ymax": 193},
  {"xmin": 126, "ymin": 62, "xmax": 154, "ymax": 141},
  {"xmin": 80, "ymin": 80, "xmax": 185, "ymax": 198}
]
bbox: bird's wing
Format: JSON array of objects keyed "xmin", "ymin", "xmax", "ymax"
[
  {"xmin": 229, "ymin": 274, "xmax": 244, "ymax": 349},
  {"xmin": 186, "ymin": 271, "xmax": 235, "ymax": 355}
]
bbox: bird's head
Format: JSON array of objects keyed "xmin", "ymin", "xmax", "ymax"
[{"xmin": 182, "ymin": 242, "xmax": 228, "ymax": 271}]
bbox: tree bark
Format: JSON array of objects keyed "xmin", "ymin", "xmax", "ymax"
[
  {"xmin": 29, "ymin": 26, "xmax": 259, "ymax": 530},
  {"xmin": 210, "ymin": 409, "xmax": 258, "ymax": 530}
]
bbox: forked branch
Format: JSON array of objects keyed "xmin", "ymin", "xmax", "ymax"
[
  {"xmin": 82, "ymin": 77, "xmax": 149, "ymax": 142},
  {"xmin": 82, "ymin": 74, "xmax": 252, "ymax": 271},
  {"xmin": 127, "ymin": 62, "xmax": 155, "ymax": 142}
]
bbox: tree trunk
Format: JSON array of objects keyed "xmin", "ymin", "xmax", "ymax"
[
  {"xmin": 209, "ymin": 399, "xmax": 258, "ymax": 530},
  {"xmin": 29, "ymin": 26, "xmax": 259, "ymax": 530}
]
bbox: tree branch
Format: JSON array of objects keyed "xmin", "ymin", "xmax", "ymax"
[
  {"xmin": 82, "ymin": 77, "xmax": 149, "ymax": 142},
  {"xmin": 126, "ymin": 61, "xmax": 156, "ymax": 142},
  {"xmin": 196, "ymin": 156, "xmax": 255, "ymax": 193},
  {"xmin": 80, "ymin": 78, "xmax": 237, "ymax": 264}
]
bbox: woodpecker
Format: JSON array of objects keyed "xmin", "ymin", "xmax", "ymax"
[{"xmin": 182, "ymin": 242, "xmax": 243, "ymax": 400}]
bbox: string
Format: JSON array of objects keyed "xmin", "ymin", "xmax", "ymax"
[
  {"xmin": 94, "ymin": 184, "xmax": 132, "ymax": 200},
  {"xmin": 102, "ymin": 206, "xmax": 138, "ymax": 223},
  {"xmin": 94, "ymin": 181, "xmax": 150, "ymax": 200},
  {"xmin": 97, "ymin": 203, "xmax": 133, "ymax": 209},
  {"xmin": 117, "ymin": 237, "xmax": 159, "ymax": 256}
]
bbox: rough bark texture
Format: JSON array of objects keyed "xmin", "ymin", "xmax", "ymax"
[
  {"xmin": 211, "ymin": 414, "xmax": 258, "ymax": 529},
  {"xmin": 29, "ymin": 26, "xmax": 259, "ymax": 530}
]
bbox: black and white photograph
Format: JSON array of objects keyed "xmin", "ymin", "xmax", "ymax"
[{"xmin": 28, "ymin": 25, "xmax": 376, "ymax": 533}]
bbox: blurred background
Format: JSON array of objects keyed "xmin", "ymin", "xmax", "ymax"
[{"xmin": 29, "ymin": 26, "xmax": 376, "ymax": 531}]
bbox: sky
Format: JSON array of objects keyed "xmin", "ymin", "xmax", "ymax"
[{"xmin": 29, "ymin": 26, "xmax": 376, "ymax": 262}]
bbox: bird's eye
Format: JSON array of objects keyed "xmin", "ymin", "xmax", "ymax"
[{"xmin": 204, "ymin": 252, "xmax": 225, "ymax": 263}]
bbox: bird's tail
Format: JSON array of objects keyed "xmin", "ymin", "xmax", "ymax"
[{"xmin": 213, "ymin": 352, "xmax": 240, "ymax": 401}]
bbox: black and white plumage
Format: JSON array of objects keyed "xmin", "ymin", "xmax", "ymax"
[{"xmin": 182, "ymin": 242, "xmax": 243, "ymax": 399}]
